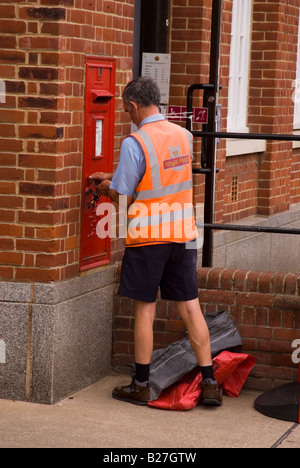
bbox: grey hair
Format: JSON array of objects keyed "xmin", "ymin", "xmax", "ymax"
[{"xmin": 122, "ymin": 77, "xmax": 161, "ymax": 108}]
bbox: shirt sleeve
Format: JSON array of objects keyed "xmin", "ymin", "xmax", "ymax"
[{"xmin": 110, "ymin": 137, "xmax": 146, "ymax": 197}]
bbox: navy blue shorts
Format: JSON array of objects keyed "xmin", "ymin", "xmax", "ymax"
[{"xmin": 118, "ymin": 242, "xmax": 199, "ymax": 303}]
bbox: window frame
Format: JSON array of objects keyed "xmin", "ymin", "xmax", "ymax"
[
  {"xmin": 227, "ymin": 0, "xmax": 253, "ymax": 133},
  {"xmin": 294, "ymin": 9, "xmax": 300, "ymax": 130}
]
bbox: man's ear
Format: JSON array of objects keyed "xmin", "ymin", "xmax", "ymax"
[{"xmin": 129, "ymin": 101, "xmax": 138, "ymax": 112}]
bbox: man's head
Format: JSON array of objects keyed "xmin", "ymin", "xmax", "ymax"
[{"xmin": 122, "ymin": 77, "xmax": 161, "ymax": 126}]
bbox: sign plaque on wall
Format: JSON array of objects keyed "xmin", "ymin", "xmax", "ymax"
[{"xmin": 142, "ymin": 53, "xmax": 171, "ymax": 106}]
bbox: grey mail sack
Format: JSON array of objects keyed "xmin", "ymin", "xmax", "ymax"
[{"xmin": 149, "ymin": 310, "xmax": 243, "ymax": 401}]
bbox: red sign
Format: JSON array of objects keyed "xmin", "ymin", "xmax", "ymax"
[{"xmin": 167, "ymin": 105, "xmax": 208, "ymax": 124}]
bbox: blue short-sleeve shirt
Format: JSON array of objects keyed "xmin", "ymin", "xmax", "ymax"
[{"xmin": 110, "ymin": 114, "xmax": 165, "ymax": 197}]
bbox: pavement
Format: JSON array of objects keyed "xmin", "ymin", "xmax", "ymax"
[{"xmin": 0, "ymin": 372, "xmax": 299, "ymax": 449}]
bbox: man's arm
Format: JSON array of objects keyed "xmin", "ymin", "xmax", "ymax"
[
  {"xmin": 90, "ymin": 137, "xmax": 143, "ymax": 208},
  {"xmin": 96, "ymin": 180, "xmax": 133, "ymax": 208},
  {"xmin": 89, "ymin": 172, "xmax": 114, "ymax": 184}
]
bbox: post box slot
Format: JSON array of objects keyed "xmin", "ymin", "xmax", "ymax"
[{"xmin": 91, "ymin": 89, "xmax": 114, "ymax": 103}]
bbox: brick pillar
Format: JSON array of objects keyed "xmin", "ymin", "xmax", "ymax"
[
  {"xmin": 249, "ymin": 0, "xmax": 299, "ymax": 216},
  {"xmin": 0, "ymin": 0, "xmax": 134, "ymax": 282},
  {"xmin": 1, "ymin": 4, "xmax": 75, "ymax": 282},
  {"xmin": 0, "ymin": 0, "xmax": 134, "ymax": 403}
]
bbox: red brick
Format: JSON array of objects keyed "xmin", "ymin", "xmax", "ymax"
[
  {"xmin": 271, "ymin": 272, "xmax": 288, "ymax": 294},
  {"xmin": 197, "ymin": 267, "xmax": 211, "ymax": 288},
  {"xmin": 239, "ymin": 325, "xmax": 272, "ymax": 340},
  {"xmin": 19, "ymin": 182, "xmax": 55, "ymax": 197},
  {"xmin": 259, "ymin": 272, "xmax": 273, "ymax": 293},
  {"xmin": 200, "ymin": 289, "xmax": 235, "ymax": 305},
  {"xmin": 0, "ymin": 252, "xmax": 23, "ymax": 265},
  {"xmin": 0, "ymin": 266, "xmax": 14, "ymax": 280},
  {"xmin": 18, "ymin": 154, "xmax": 58, "ymax": 169},
  {"xmin": 0, "ymin": 20, "xmax": 26, "ymax": 34},
  {"xmin": 36, "ymin": 252, "xmax": 67, "ymax": 267},
  {"xmin": 273, "ymin": 328, "xmax": 300, "ymax": 342},
  {"xmin": 284, "ymin": 274, "xmax": 298, "ymax": 295},
  {"xmin": 36, "ymin": 225, "xmax": 68, "ymax": 239},
  {"xmin": 18, "ymin": 210, "xmax": 62, "ymax": 225},
  {"xmin": 0, "ymin": 223, "xmax": 23, "ymax": 237},
  {"xmin": 16, "ymin": 238, "xmax": 60, "ymax": 253},
  {"xmin": 0, "ymin": 181, "xmax": 16, "ymax": 195},
  {"xmin": 0, "ymin": 50, "xmax": 26, "ymax": 64},
  {"xmin": 207, "ymin": 268, "xmax": 224, "ymax": 289},
  {"xmin": 19, "ymin": 125, "xmax": 61, "ymax": 139},
  {"xmin": 0, "ymin": 195, "xmax": 23, "ymax": 209},
  {"xmin": 15, "ymin": 267, "xmax": 60, "ymax": 282},
  {"xmin": 246, "ymin": 271, "xmax": 261, "ymax": 293},
  {"xmin": 20, "ymin": 7, "xmax": 66, "ymax": 21},
  {"xmin": 233, "ymin": 270, "xmax": 249, "ymax": 291},
  {"xmin": 274, "ymin": 296, "xmax": 300, "ymax": 310},
  {"xmin": 19, "ymin": 97, "xmax": 58, "ymax": 109},
  {"xmin": 236, "ymin": 292, "xmax": 274, "ymax": 308},
  {"xmin": 220, "ymin": 269, "xmax": 236, "ymax": 290},
  {"xmin": 268, "ymin": 308, "xmax": 281, "ymax": 328}
]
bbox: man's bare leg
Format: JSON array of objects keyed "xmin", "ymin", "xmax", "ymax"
[
  {"xmin": 176, "ymin": 298, "xmax": 212, "ymax": 366},
  {"xmin": 112, "ymin": 300, "xmax": 155, "ymax": 406},
  {"xmin": 176, "ymin": 298, "xmax": 222, "ymax": 406},
  {"xmin": 134, "ymin": 300, "xmax": 156, "ymax": 365}
]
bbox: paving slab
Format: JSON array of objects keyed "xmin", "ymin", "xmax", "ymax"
[{"xmin": 0, "ymin": 373, "xmax": 298, "ymax": 449}]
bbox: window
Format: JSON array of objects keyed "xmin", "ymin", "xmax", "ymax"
[
  {"xmin": 294, "ymin": 9, "xmax": 300, "ymax": 129},
  {"xmin": 227, "ymin": 0, "xmax": 252, "ymax": 133}
]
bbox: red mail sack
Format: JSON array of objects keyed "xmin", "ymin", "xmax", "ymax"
[{"xmin": 148, "ymin": 351, "xmax": 256, "ymax": 411}]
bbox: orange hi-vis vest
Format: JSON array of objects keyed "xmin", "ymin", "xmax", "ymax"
[{"xmin": 126, "ymin": 119, "xmax": 198, "ymax": 247}]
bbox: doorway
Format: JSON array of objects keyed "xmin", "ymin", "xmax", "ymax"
[{"xmin": 133, "ymin": 0, "xmax": 171, "ymax": 78}]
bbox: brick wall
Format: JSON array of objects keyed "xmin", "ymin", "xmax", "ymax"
[
  {"xmin": 0, "ymin": 0, "xmax": 134, "ymax": 281},
  {"xmin": 113, "ymin": 267, "xmax": 300, "ymax": 391},
  {"xmin": 222, "ymin": 153, "xmax": 259, "ymax": 223},
  {"xmin": 1, "ymin": 1, "xmax": 299, "ymax": 283}
]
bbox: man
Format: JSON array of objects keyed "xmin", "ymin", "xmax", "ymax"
[{"xmin": 89, "ymin": 77, "xmax": 222, "ymax": 407}]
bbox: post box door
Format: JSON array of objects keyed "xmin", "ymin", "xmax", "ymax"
[{"xmin": 80, "ymin": 57, "xmax": 116, "ymax": 271}]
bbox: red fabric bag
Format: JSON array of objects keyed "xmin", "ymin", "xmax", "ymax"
[{"xmin": 148, "ymin": 351, "xmax": 256, "ymax": 411}]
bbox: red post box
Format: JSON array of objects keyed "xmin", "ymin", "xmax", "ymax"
[{"xmin": 80, "ymin": 57, "xmax": 116, "ymax": 271}]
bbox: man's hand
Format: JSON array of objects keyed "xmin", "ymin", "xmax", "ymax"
[
  {"xmin": 88, "ymin": 172, "xmax": 113, "ymax": 185},
  {"xmin": 96, "ymin": 180, "xmax": 111, "ymax": 197},
  {"xmin": 95, "ymin": 181, "xmax": 133, "ymax": 207}
]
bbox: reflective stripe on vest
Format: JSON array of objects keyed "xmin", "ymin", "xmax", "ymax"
[
  {"xmin": 128, "ymin": 205, "xmax": 195, "ymax": 229},
  {"xmin": 134, "ymin": 128, "xmax": 162, "ymax": 190},
  {"xmin": 136, "ymin": 180, "xmax": 193, "ymax": 201}
]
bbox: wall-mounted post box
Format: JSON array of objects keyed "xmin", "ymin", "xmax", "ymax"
[{"xmin": 80, "ymin": 57, "xmax": 116, "ymax": 271}]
